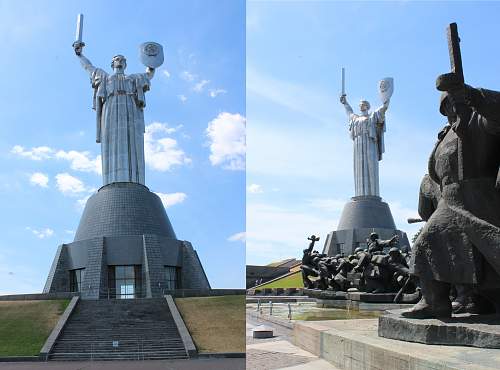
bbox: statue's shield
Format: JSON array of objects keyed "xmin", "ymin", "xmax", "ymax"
[
  {"xmin": 379, "ymin": 77, "xmax": 394, "ymax": 103},
  {"xmin": 139, "ymin": 42, "xmax": 164, "ymax": 68}
]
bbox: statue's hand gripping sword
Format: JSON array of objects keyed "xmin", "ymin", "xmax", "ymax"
[{"xmin": 72, "ymin": 14, "xmax": 85, "ymax": 55}]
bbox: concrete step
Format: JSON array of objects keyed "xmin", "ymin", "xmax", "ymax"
[{"xmin": 49, "ymin": 298, "xmax": 188, "ymax": 361}]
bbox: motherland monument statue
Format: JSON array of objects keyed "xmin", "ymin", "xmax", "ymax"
[
  {"xmin": 72, "ymin": 14, "xmax": 164, "ymax": 185},
  {"xmin": 44, "ymin": 14, "xmax": 210, "ymax": 300},
  {"xmin": 340, "ymin": 71, "xmax": 393, "ymax": 197},
  {"xmin": 321, "ymin": 70, "xmax": 409, "ymax": 257}
]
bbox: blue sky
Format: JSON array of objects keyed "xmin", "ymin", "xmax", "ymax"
[
  {"xmin": 0, "ymin": 0, "xmax": 245, "ymax": 293},
  {"xmin": 246, "ymin": 1, "xmax": 500, "ymax": 265}
]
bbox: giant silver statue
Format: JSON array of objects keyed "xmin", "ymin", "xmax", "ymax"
[
  {"xmin": 72, "ymin": 14, "xmax": 164, "ymax": 186},
  {"xmin": 340, "ymin": 74, "xmax": 393, "ymax": 197}
]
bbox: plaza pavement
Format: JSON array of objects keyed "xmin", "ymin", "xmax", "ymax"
[
  {"xmin": 246, "ymin": 314, "xmax": 338, "ymax": 370},
  {"xmin": 0, "ymin": 358, "xmax": 245, "ymax": 370}
]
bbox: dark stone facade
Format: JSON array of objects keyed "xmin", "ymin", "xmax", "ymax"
[
  {"xmin": 44, "ymin": 182, "xmax": 210, "ymax": 299},
  {"xmin": 322, "ymin": 196, "xmax": 409, "ymax": 256}
]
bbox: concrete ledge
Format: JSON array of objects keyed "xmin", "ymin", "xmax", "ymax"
[
  {"xmin": 164, "ymin": 289, "xmax": 245, "ymax": 297},
  {"xmin": 247, "ymin": 310, "xmax": 294, "ymax": 330},
  {"xmin": 293, "ymin": 319, "xmax": 500, "ymax": 370},
  {"xmin": 165, "ymin": 295, "xmax": 197, "ymax": 357},
  {"xmin": 247, "ymin": 296, "xmax": 315, "ymax": 304},
  {"xmin": 0, "ymin": 292, "xmax": 78, "ymax": 301},
  {"xmin": 379, "ymin": 310, "xmax": 500, "ymax": 348},
  {"xmin": 0, "ymin": 357, "xmax": 40, "ymax": 362},
  {"xmin": 197, "ymin": 352, "xmax": 246, "ymax": 358},
  {"xmin": 39, "ymin": 296, "xmax": 79, "ymax": 360}
]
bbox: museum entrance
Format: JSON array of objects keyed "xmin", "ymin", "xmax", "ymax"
[
  {"xmin": 69, "ymin": 268, "xmax": 85, "ymax": 292},
  {"xmin": 107, "ymin": 265, "xmax": 142, "ymax": 299}
]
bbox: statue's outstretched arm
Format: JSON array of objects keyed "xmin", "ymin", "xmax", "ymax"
[
  {"xmin": 340, "ymin": 95, "xmax": 354, "ymax": 116},
  {"xmin": 379, "ymin": 99, "xmax": 390, "ymax": 115},
  {"xmin": 468, "ymin": 87, "xmax": 500, "ymax": 133},
  {"xmin": 77, "ymin": 53, "xmax": 96, "ymax": 75}
]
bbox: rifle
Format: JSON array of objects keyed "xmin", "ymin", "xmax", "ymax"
[{"xmin": 394, "ymin": 275, "xmax": 412, "ymax": 303}]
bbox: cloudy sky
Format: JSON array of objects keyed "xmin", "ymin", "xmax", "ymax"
[
  {"xmin": 0, "ymin": 0, "xmax": 245, "ymax": 293},
  {"xmin": 246, "ymin": 1, "xmax": 500, "ymax": 265}
]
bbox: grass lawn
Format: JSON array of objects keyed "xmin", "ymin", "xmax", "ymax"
[
  {"xmin": 258, "ymin": 271, "xmax": 305, "ymax": 289},
  {"xmin": 0, "ymin": 300, "xmax": 69, "ymax": 356},
  {"xmin": 175, "ymin": 295, "xmax": 245, "ymax": 353}
]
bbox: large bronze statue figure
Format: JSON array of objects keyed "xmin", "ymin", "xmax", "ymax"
[{"xmin": 404, "ymin": 25, "xmax": 500, "ymax": 318}]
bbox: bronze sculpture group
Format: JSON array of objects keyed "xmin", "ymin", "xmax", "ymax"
[{"xmin": 301, "ymin": 233, "xmax": 416, "ymax": 300}]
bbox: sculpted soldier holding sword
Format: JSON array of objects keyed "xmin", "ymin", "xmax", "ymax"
[{"xmin": 404, "ymin": 23, "xmax": 500, "ymax": 318}]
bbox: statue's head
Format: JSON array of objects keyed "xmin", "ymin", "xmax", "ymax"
[
  {"xmin": 439, "ymin": 92, "xmax": 458, "ymax": 124},
  {"xmin": 359, "ymin": 100, "xmax": 370, "ymax": 113},
  {"xmin": 389, "ymin": 247, "xmax": 400, "ymax": 256},
  {"xmin": 111, "ymin": 55, "xmax": 127, "ymax": 72},
  {"xmin": 369, "ymin": 232, "xmax": 378, "ymax": 241}
]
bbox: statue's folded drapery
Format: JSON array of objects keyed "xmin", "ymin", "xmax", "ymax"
[
  {"xmin": 348, "ymin": 108, "xmax": 385, "ymax": 197},
  {"xmin": 89, "ymin": 67, "xmax": 150, "ymax": 185}
]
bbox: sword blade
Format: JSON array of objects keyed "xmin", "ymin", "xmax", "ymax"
[
  {"xmin": 447, "ymin": 22, "xmax": 464, "ymax": 83},
  {"xmin": 341, "ymin": 67, "xmax": 345, "ymax": 95},
  {"xmin": 75, "ymin": 14, "xmax": 84, "ymax": 42}
]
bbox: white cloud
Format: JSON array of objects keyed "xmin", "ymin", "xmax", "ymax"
[
  {"xmin": 246, "ymin": 202, "xmax": 337, "ymax": 265},
  {"xmin": 147, "ymin": 122, "xmax": 180, "ymax": 135},
  {"xmin": 25, "ymin": 227, "xmax": 54, "ymax": 239},
  {"xmin": 193, "ymin": 79, "xmax": 210, "ymax": 93},
  {"xmin": 55, "ymin": 173, "xmax": 88, "ymax": 195},
  {"xmin": 11, "ymin": 145, "xmax": 53, "ymax": 160},
  {"xmin": 228, "ymin": 232, "xmax": 246, "ymax": 243},
  {"xmin": 162, "ymin": 69, "xmax": 171, "ymax": 78},
  {"xmin": 144, "ymin": 123, "xmax": 191, "ymax": 171},
  {"xmin": 178, "ymin": 94, "xmax": 187, "ymax": 103},
  {"xmin": 206, "ymin": 112, "xmax": 246, "ymax": 170},
  {"xmin": 247, "ymin": 184, "xmax": 263, "ymax": 194},
  {"xmin": 180, "ymin": 71, "xmax": 196, "ymax": 82},
  {"xmin": 247, "ymin": 119, "xmax": 351, "ymax": 181},
  {"xmin": 11, "ymin": 145, "xmax": 102, "ymax": 176},
  {"xmin": 29, "ymin": 172, "xmax": 49, "ymax": 188},
  {"xmin": 247, "ymin": 66, "xmax": 340, "ymax": 126},
  {"xmin": 155, "ymin": 192, "xmax": 187, "ymax": 208},
  {"xmin": 307, "ymin": 198, "xmax": 347, "ymax": 212},
  {"xmin": 209, "ymin": 89, "xmax": 227, "ymax": 98},
  {"xmin": 55, "ymin": 150, "xmax": 101, "ymax": 175}
]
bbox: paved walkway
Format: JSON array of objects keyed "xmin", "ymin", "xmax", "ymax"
[
  {"xmin": 246, "ymin": 313, "xmax": 338, "ymax": 370},
  {"xmin": 0, "ymin": 358, "xmax": 245, "ymax": 370}
]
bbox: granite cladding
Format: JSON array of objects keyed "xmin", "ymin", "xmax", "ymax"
[
  {"xmin": 74, "ymin": 182, "xmax": 176, "ymax": 241},
  {"xmin": 181, "ymin": 241, "xmax": 210, "ymax": 289}
]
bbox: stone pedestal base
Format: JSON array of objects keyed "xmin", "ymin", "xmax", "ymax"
[
  {"xmin": 379, "ymin": 310, "xmax": 500, "ymax": 348},
  {"xmin": 322, "ymin": 196, "xmax": 410, "ymax": 256},
  {"xmin": 44, "ymin": 182, "xmax": 210, "ymax": 299}
]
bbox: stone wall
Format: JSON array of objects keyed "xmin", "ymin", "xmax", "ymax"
[
  {"xmin": 180, "ymin": 241, "xmax": 211, "ymax": 290},
  {"xmin": 43, "ymin": 244, "xmax": 69, "ymax": 294}
]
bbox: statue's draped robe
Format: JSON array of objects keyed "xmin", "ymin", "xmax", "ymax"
[
  {"xmin": 411, "ymin": 89, "xmax": 500, "ymax": 288},
  {"xmin": 349, "ymin": 108, "xmax": 385, "ymax": 197},
  {"xmin": 90, "ymin": 68, "xmax": 150, "ymax": 186}
]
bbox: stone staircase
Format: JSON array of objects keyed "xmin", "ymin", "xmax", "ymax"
[{"xmin": 49, "ymin": 298, "xmax": 188, "ymax": 360}]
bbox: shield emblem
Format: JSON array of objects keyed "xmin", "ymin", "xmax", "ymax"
[
  {"xmin": 139, "ymin": 42, "xmax": 164, "ymax": 68},
  {"xmin": 378, "ymin": 77, "xmax": 394, "ymax": 103}
]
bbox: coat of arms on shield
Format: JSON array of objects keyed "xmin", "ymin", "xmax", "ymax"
[
  {"xmin": 139, "ymin": 42, "xmax": 164, "ymax": 68},
  {"xmin": 379, "ymin": 77, "xmax": 394, "ymax": 103}
]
